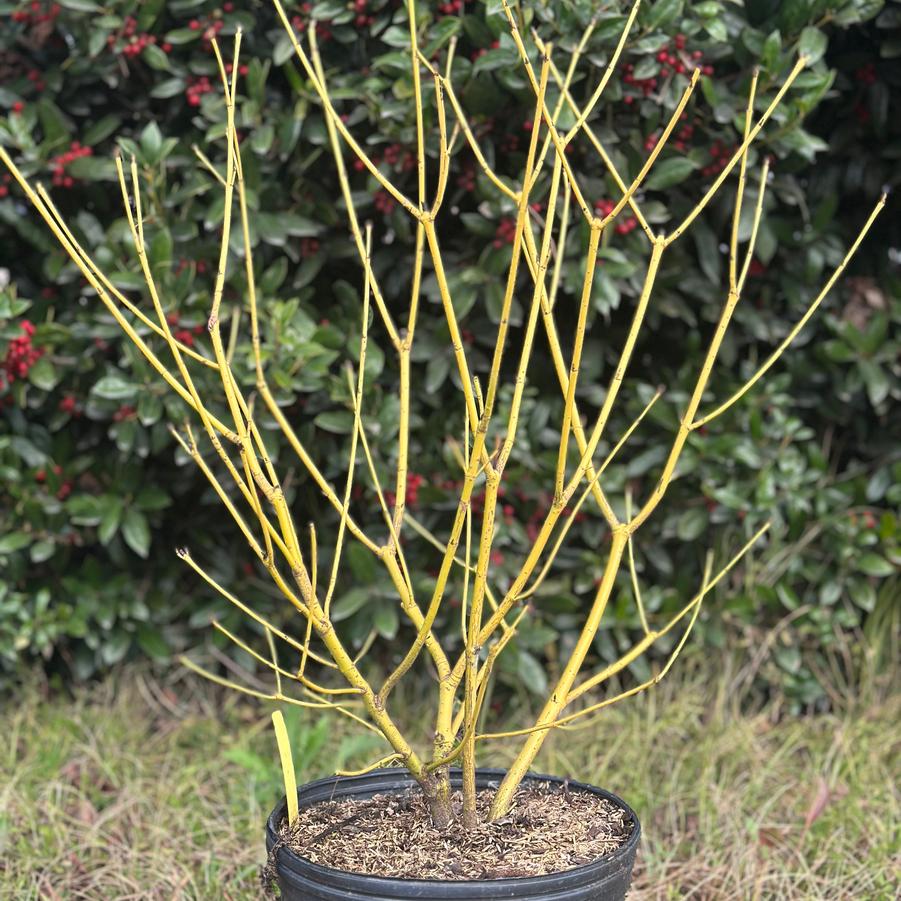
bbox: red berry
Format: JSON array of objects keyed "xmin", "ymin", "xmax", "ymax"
[{"xmin": 11, "ymin": 101, "xmax": 24, "ymax": 114}]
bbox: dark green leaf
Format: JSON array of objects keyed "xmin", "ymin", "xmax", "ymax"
[
  {"xmin": 27, "ymin": 356, "xmax": 58, "ymax": 391},
  {"xmin": 676, "ymin": 508, "xmax": 707, "ymax": 541},
  {"xmin": 857, "ymin": 554, "xmax": 895, "ymax": 578},
  {"xmin": 0, "ymin": 532, "xmax": 31, "ymax": 554},
  {"xmin": 150, "ymin": 78, "xmax": 187, "ymax": 100},
  {"xmin": 92, "ymin": 375, "xmax": 138, "ymax": 401},
  {"xmin": 122, "ymin": 509, "xmax": 151, "ymax": 558},
  {"xmin": 330, "ymin": 587, "xmax": 370, "ymax": 621},
  {"xmin": 798, "ymin": 27, "xmax": 827, "ymax": 64},
  {"xmin": 644, "ymin": 157, "xmax": 699, "ymax": 191},
  {"xmin": 314, "ymin": 410, "xmax": 354, "ymax": 433},
  {"xmin": 98, "ymin": 498, "xmax": 124, "ymax": 545},
  {"xmin": 137, "ymin": 626, "xmax": 170, "ymax": 659},
  {"xmin": 30, "ymin": 540, "xmax": 56, "ymax": 563}
]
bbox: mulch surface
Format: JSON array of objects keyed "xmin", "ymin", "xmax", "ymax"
[{"xmin": 277, "ymin": 781, "xmax": 633, "ymax": 880}]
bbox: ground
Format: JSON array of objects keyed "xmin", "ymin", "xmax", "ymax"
[{"xmin": 1, "ymin": 657, "xmax": 897, "ymax": 900}]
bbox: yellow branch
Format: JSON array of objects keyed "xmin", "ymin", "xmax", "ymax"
[
  {"xmin": 665, "ymin": 57, "xmax": 808, "ymax": 246},
  {"xmin": 273, "ymin": 0, "xmax": 422, "ymax": 219},
  {"xmin": 692, "ymin": 196, "xmax": 886, "ymax": 430},
  {"xmin": 568, "ymin": 524, "xmax": 770, "ymax": 702}
]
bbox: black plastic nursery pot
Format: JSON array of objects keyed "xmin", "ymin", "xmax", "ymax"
[{"xmin": 265, "ymin": 768, "xmax": 641, "ymax": 901}]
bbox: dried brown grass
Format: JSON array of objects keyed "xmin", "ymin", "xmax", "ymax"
[{"xmin": 1, "ymin": 656, "xmax": 897, "ymax": 899}]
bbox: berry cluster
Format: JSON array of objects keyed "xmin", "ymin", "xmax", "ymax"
[
  {"xmin": 700, "ymin": 140, "xmax": 737, "ymax": 178},
  {"xmin": 174, "ymin": 258, "xmax": 209, "ymax": 275},
  {"xmin": 622, "ymin": 62, "xmax": 657, "ymax": 101},
  {"xmin": 373, "ymin": 190, "xmax": 396, "ymax": 215},
  {"xmin": 622, "ymin": 36, "xmax": 711, "ymax": 104},
  {"xmin": 615, "ymin": 216, "xmax": 639, "ymax": 235},
  {"xmin": 456, "ymin": 161, "xmax": 476, "ymax": 192},
  {"xmin": 25, "ymin": 67, "xmax": 46, "ymax": 94},
  {"xmin": 654, "ymin": 35, "xmax": 712, "ymax": 78},
  {"xmin": 188, "ymin": 13, "xmax": 225, "ymax": 46},
  {"xmin": 113, "ymin": 404, "xmax": 136, "ymax": 422},
  {"xmin": 405, "ymin": 473, "xmax": 424, "ymax": 506},
  {"xmin": 437, "ymin": 0, "xmax": 463, "ymax": 15},
  {"xmin": 58, "ymin": 393, "xmax": 79, "ymax": 415},
  {"xmin": 2, "ymin": 320, "xmax": 43, "ymax": 390},
  {"xmin": 176, "ymin": 328, "xmax": 199, "ymax": 347},
  {"xmin": 471, "ymin": 39, "xmax": 499, "ymax": 62},
  {"xmin": 107, "ymin": 16, "xmax": 167, "ymax": 58},
  {"xmin": 382, "ymin": 472, "xmax": 424, "ymax": 510},
  {"xmin": 593, "ymin": 198, "xmax": 638, "ymax": 235},
  {"xmin": 0, "ymin": 172, "xmax": 12, "ymax": 198},
  {"xmin": 50, "ymin": 141, "xmax": 93, "ymax": 189},
  {"xmin": 353, "ymin": 142, "xmax": 415, "ymax": 173},
  {"xmin": 35, "ymin": 465, "xmax": 72, "ymax": 499},
  {"xmin": 186, "ymin": 75, "xmax": 214, "ymax": 107},
  {"xmin": 165, "ymin": 311, "xmax": 205, "ymax": 347},
  {"xmin": 353, "ymin": 0, "xmax": 374, "ymax": 27},
  {"xmin": 849, "ymin": 510, "xmax": 878, "ymax": 530},
  {"xmin": 672, "ymin": 115, "xmax": 695, "ymax": 152},
  {"xmin": 11, "ymin": 1, "xmax": 60, "ymax": 26},
  {"xmin": 747, "ymin": 258, "xmax": 766, "ymax": 279},
  {"xmin": 291, "ymin": 3, "xmax": 333, "ymax": 43},
  {"xmin": 644, "ymin": 115, "xmax": 695, "ymax": 154},
  {"xmin": 382, "ymin": 142, "xmax": 416, "ymax": 172},
  {"xmin": 855, "ymin": 63, "xmax": 877, "ymax": 85},
  {"xmin": 499, "ymin": 132, "xmax": 521, "ymax": 154},
  {"xmin": 470, "ymin": 485, "xmax": 499, "ymax": 517},
  {"xmin": 300, "ymin": 237, "xmax": 320, "ymax": 257},
  {"xmin": 431, "ymin": 474, "xmax": 462, "ymax": 493},
  {"xmin": 493, "ymin": 217, "xmax": 517, "ymax": 248}
]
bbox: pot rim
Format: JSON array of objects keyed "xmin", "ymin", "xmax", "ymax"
[{"xmin": 266, "ymin": 767, "xmax": 641, "ymax": 890}]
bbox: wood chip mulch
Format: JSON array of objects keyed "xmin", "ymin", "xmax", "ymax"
[{"xmin": 277, "ymin": 782, "xmax": 633, "ymax": 880}]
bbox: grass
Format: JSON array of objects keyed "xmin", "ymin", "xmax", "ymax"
[{"xmin": 1, "ymin": 656, "xmax": 897, "ymax": 900}]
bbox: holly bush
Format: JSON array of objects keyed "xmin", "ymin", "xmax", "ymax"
[{"xmin": 1, "ymin": 0, "xmax": 898, "ymax": 706}]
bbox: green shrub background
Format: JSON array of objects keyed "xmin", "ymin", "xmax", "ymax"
[{"xmin": 1, "ymin": 0, "xmax": 898, "ymax": 705}]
